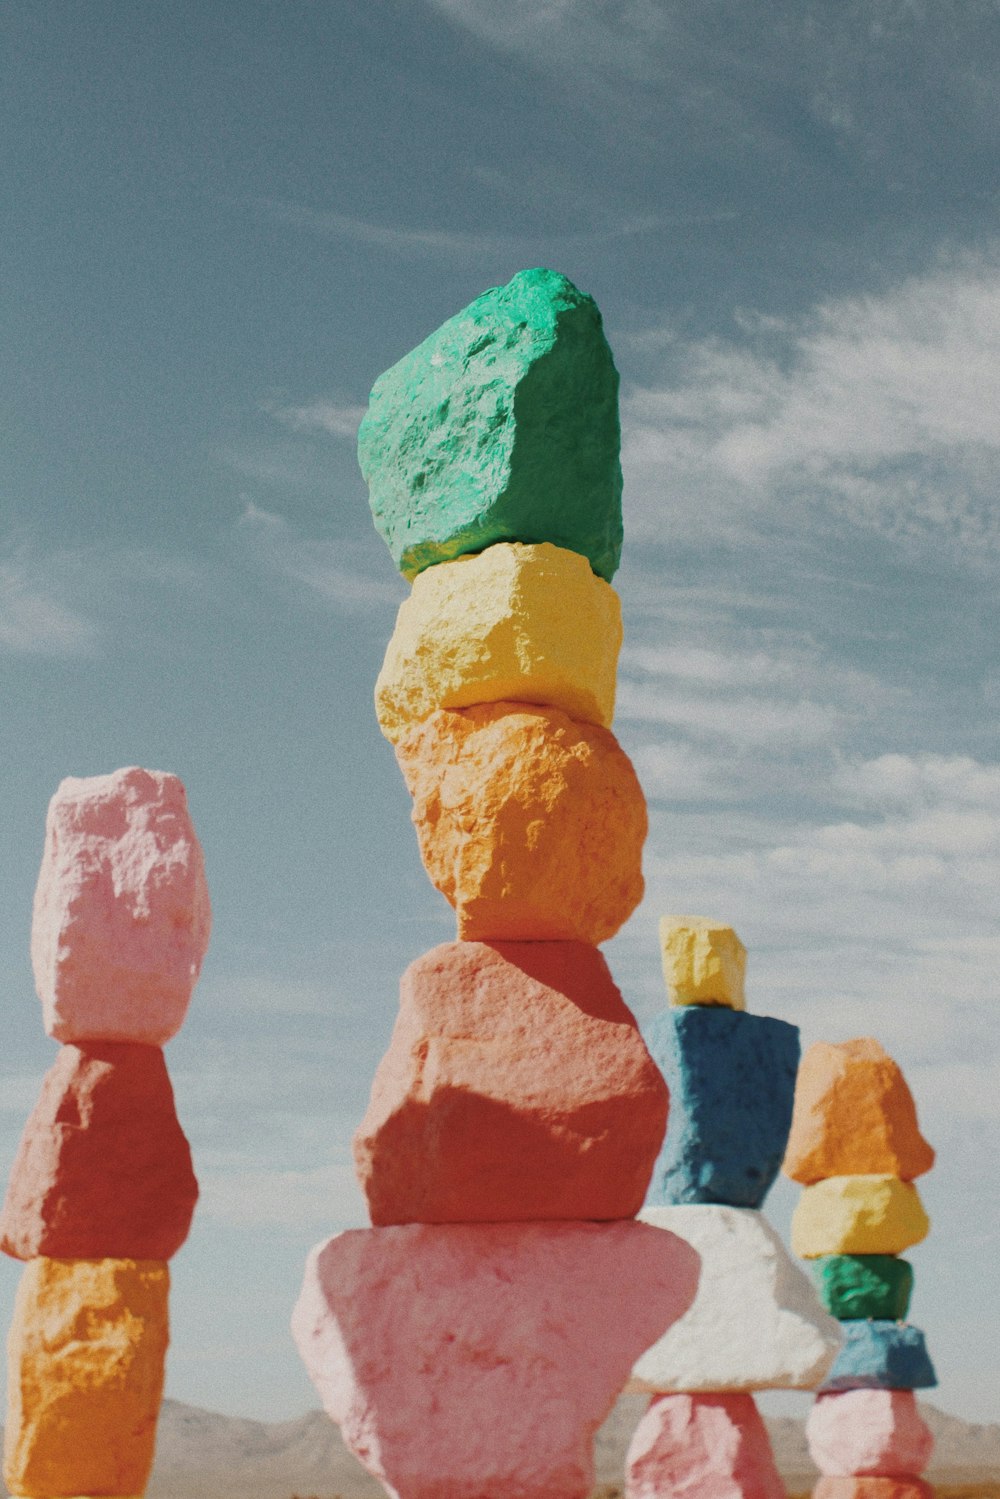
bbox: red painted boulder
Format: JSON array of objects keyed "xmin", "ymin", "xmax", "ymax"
[
  {"xmin": 291, "ymin": 1220, "xmax": 700, "ymax": 1499},
  {"xmin": 625, "ymin": 1392, "xmax": 785, "ymax": 1499},
  {"xmin": 1, "ymin": 1042, "xmax": 198, "ymax": 1260},
  {"xmin": 32, "ymin": 767, "xmax": 211, "ymax": 1045},
  {"xmin": 353, "ymin": 941, "xmax": 668, "ymax": 1224},
  {"xmin": 807, "ymin": 1390, "xmax": 933, "ymax": 1477}
]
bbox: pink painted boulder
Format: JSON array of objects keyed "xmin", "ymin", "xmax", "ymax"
[
  {"xmin": 812, "ymin": 1481, "xmax": 935, "ymax": 1499},
  {"xmin": 807, "ymin": 1390, "xmax": 934, "ymax": 1478},
  {"xmin": 0, "ymin": 1041, "xmax": 198, "ymax": 1261},
  {"xmin": 625, "ymin": 1392, "xmax": 785, "ymax": 1499},
  {"xmin": 292, "ymin": 1220, "xmax": 700, "ymax": 1499},
  {"xmin": 354, "ymin": 941, "xmax": 669, "ymax": 1224},
  {"xmin": 32, "ymin": 767, "xmax": 211, "ymax": 1044}
]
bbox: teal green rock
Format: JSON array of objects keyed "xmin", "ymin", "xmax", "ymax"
[
  {"xmin": 357, "ymin": 268, "xmax": 623, "ymax": 581},
  {"xmin": 813, "ymin": 1254, "xmax": 914, "ymax": 1321}
]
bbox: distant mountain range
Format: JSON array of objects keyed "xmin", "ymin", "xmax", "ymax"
[{"xmin": 5, "ymin": 1393, "xmax": 989, "ymax": 1498}]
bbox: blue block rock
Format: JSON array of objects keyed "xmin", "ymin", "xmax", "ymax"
[
  {"xmin": 820, "ymin": 1320, "xmax": 937, "ymax": 1391},
  {"xmin": 643, "ymin": 1007, "xmax": 800, "ymax": 1210}
]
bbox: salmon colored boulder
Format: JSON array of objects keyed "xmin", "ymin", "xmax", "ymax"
[
  {"xmin": 32, "ymin": 767, "xmax": 211, "ymax": 1045},
  {"xmin": 784, "ymin": 1038, "xmax": 934, "ymax": 1184},
  {"xmin": 807, "ymin": 1390, "xmax": 934, "ymax": 1477},
  {"xmin": 291, "ymin": 1220, "xmax": 700, "ymax": 1499},
  {"xmin": 354, "ymin": 940, "xmax": 668, "ymax": 1224},
  {"xmin": 394, "ymin": 704, "xmax": 646, "ymax": 943},
  {"xmin": 4, "ymin": 1257, "xmax": 169, "ymax": 1499},
  {"xmin": 1, "ymin": 1042, "xmax": 198, "ymax": 1261},
  {"xmin": 625, "ymin": 1392, "xmax": 785, "ymax": 1499},
  {"xmin": 374, "ymin": 540, "xmax": 622, "ymax": 743},
  {"xmin": 791, "ymin": 1175, "xmax": 930, "ymax": 1258},
  {"xmin": 813, "ymin": 1481, "xmax": 935, "ymax": 1499}
]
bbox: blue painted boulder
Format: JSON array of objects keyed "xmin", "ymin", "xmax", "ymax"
[
  {"xmin": 820, "ymin": 1320, "xmax": 937, "ymax": 1392},
  {"xmin": 643, "ymin": 1007, "xmax": 800, "ymax": 1209}
]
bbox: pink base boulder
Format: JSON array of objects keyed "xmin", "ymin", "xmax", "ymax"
[
  {"xmin": 292, "ymin": 1220, "xmax": 699, "ymax": 1499},
  {"xmin": 625, "ymin": 1392, "xmax": 785, "ymax": 1499},
  {"xmin": 807, "ymin": 1390, "xmax": 933, "ymax": 1478}
]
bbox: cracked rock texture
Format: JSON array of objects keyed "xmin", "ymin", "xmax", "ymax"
[
  {"xmin": 395, "ymin": 702, "xmax": 646, "ymax": 943},
  {"xmin": 358, "ymin": 267, "xmax": 623, "ymax": 583}
]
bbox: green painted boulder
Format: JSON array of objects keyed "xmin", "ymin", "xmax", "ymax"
[
  {"xmin": 813, "ymin": 1254, "xmax": 914, "ymax": 1321},
  {"xmin": 357, "ymin": 268, "xmax": 623, "ymax": 581}
]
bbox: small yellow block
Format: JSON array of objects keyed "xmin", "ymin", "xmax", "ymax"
[
  {"xmin": 791, "ymin": 1174, "xmax": 930, "ymax": 1259},
  {"xmin": 659, "ymin": 916, "xmax": 747, "ymax": 1009},
  {"xmin": 4, "ymin": 1257, "xmax": 169, "ymax": 1499},
  {"xmin": 374, "ymin": 541, "xmax": 622, "ymax": 743}
]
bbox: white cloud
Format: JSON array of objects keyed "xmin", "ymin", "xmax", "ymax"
[
  {"xmin": 237, "ymin": 504, "xmax": 404, "ymax": 613},
  {"xmin": 621, "ymin": 253, "xmax": 1000, "ymax": 564},
  {"xmin": 263, "ymin": 398, "xmax": 367, "ymax": 440},
  {"xmin": 0, "ymin": 558, "xmax": 100, "ymax": 656}
]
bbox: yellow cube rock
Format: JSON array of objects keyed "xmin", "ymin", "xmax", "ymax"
[
  {"xmin": 5, "ymin": 1257, "xmax": 169, "ymax": 1499},
  {"xmin": 374, "ymin": 541, "xmax": 622, "ymax": 743},
  {"xmin": 791, "ymin": 1175, "xmax": 930, "ymax": 1259},
  {"xmin": 659, "ymin": 916, "xmax": 747, "ymax": 1009}
]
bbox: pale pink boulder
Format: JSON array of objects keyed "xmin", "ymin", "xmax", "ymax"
[
  {"xmin": 807, "ymin": 1390, "xmax": 934, "ymax": 1478},
  {"xmin": 291, "ymin": 1220, "xmax": 700, "ymax": 1499},
  {"xmin": 32, "ymin": 767, "xmax": 211, "ymax": 1044},
  {"xmin": 625, "ymin": 1392, "xmax": 785, "ymax": 1499}
]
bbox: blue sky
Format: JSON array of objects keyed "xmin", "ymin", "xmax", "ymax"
[{"xmin": 1, "ymin": 0, "xmax": 998, "ymax": 1426}]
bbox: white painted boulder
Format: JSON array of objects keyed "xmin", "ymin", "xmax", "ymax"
[
  {"xmin": 628, "ymin": 1205, "xmax": 841, "ymax": 1393},
  {"xmin": 292, "ymin": 1220, "xmax": 699, "ymax": 1499}
]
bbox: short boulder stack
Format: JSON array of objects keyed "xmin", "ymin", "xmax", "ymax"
[
  {"xmin": 2, "ymin": 767, "xmax": 210, "ymax": 1499},
  {"xmin": 625, "ymin": 918, "xmax": 840, "ymax": 1499},
  {"xmin": 783, "ymin": 1040, "xmax": 937, "ymax": 1497},
  {"xmin": 294, "ymin": 269, "xmax": 698, "ymax": 1499}
]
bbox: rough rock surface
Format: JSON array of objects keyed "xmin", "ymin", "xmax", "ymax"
[
  {"xmin": 628, "ymin": 1205, "xmax": 841, "ymax": 1392},
  {"xmin": 374, "ymin": 541, "xmax": 621, "ymax": 742},
  {"xmin": 659, "ymin": 917, "xmax": 747, "ymax": 1009},
  {"xmin": 820, "ymin": 1321, "xmax": 937, "ymax": 1393},
  {"xmin": 32, "ymin": 767, "xmax": 211, "ymax": 1045},
  {"xmin": 291, "ymin": 1220, "xmax": 700, "ymax": 1499},
  {"xmin": 354, "ymin": 940, "xmax": 668, "ymax": 1224},
  {"xmin": 783, "ymin": 1038, "xmax": 934, "ymax": 1184},
  {"xmin": 625, "ymin": 1392, "xmax": 785, "ymax": 1499},
  {"xmin": 791, "ymin": 1175, "xmax": 930, "ymax": 1258},
  {"xmin": 807, "ymin": 1389, "xmax": 934, "ymax": 1476},
  {"xmin": 4, "ymin": 1256, "xmax": 169, "ymax": 1498},
  {"xmin": 812, "ymin": 1480, "xmax": 935, "ymax": 1499},
  {"xmin": 394, "ymin": 703, "xmax": 646, "ymax": 943},
  {"xmin": 812, "ymin": 1254, "xmax": 913, "ymax": 1321},
  {"xmin": 643, "ymin": 1007, "xmax": 799, "ymax": 1209},
  {"xmin": 1, "ymin": 1042, "xmax": 198, "ymax": 1261},
  {"xmin": 358, "ymin": 267, "xmax": 623, "ymax": 583}
]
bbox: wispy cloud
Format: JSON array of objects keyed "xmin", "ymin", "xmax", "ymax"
[
  {"xmin": 263, "ymin": 398, "xmax": 368, "ymax": 440},
  {"xmin": 0, "ymin": 556, "xmax": 101, "ymax": 657},
  {"xmin": 621, "ymin": 252, "xmax": 1000, "ymax": 564},
  {"xmin": 237, "ymin": 503, "xmax": 404, "ymax": 613}
]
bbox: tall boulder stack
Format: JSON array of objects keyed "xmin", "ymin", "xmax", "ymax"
[
  {"xmin": 292, "ymin": 268, "xmax": 701, "ymax": 1499},
  {"xmin": 2, "ymin": 767, "xmax": 209, "ymax": 1499},
  {"xmin": 784, "ymin": 1039, "xmax": 937, "ymax": 1499},
  {"xmin": 625, "ymin": 918, "xmax": 841, "ymax": 1499}
]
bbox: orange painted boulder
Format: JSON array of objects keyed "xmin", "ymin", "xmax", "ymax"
[
  {"xmin": 4, "ymin": 1257, "xmax": 169, "ymax": 1499},
  {"xmin": 784, "ymin": 1038, "xmax": 934, "ymax": 1184},
  {"xmin": 394, "ymin": 703, "xmax": 647, "ymax": 943},
  {"xmin": 1, "ymin": 1042, "xmax": 198, "ymax": 1261},
  {"xmin": 354, "ymin": 941, "xmax": 668, "ymax": 1224}
]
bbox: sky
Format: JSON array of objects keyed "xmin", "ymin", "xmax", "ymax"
[{"xmin": 1, "ymin": 0, "xmax": 998, "ymax": 1430}]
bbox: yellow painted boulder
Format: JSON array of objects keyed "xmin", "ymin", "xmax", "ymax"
[
  {"xmin": 791, "ymin": 1175, "xmax": 930, "ymax": 1259},
  {"xmin": 395, "ymin": 702, "xmax": 646, "ymax": 942},
  {"xmin": 374, "ymin": 541, "xmax": 622, "ymax": 743},
  {"xmin": 659, "ymin": 917, "xmax": 747, "ymax": 1009},
  {"xmin": 783, "ymin": 1037, "xmax": 935, "ymax": 1184},
  {"xmin": 5, "ymin": 1257, "xmax": 169, "ymax": 1499}
]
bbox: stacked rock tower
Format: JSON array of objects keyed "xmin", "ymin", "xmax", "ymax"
[
  {"xmin": 785, "ymin": 1039, "xmax": 938, "ymax": 1499},
  {"xmin": 1, "ymin": 768, "xmax": 210, "ymax": 1499},
  {"xmin": 624, "ymin": 917, "xmax": 842, "ymax": 1499},
  {"xmin": 292, "ymin": 269, "xmax": 701, "ymax": 1499}
]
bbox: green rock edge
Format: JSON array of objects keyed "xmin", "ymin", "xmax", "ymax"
[
  {"xmin": 357, "ymin": 267, "xmax": 623, "ymax": 582},
  {"xmin": 813, "ymin": 1254, "xmax": 914, "ymax": 1321}
]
